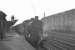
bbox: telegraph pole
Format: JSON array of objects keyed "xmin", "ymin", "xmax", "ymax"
[{"xmin": 44, "ymin": 12, "xmax": 45, "ymax": 18}]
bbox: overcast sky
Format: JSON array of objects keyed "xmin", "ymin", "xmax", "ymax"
[{"xmin": 0, "ymin": 0, "xmax": 75, "ymax": 25}]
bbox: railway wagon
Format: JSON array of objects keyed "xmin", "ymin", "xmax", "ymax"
[{"xmin": 42, "ymin": 9, "xmax": 75, "ymax": 50}]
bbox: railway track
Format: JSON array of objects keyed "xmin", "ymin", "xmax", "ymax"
[{"xmin": 42, "ymin": 31, "xmax": 75, "ymax": 50}]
